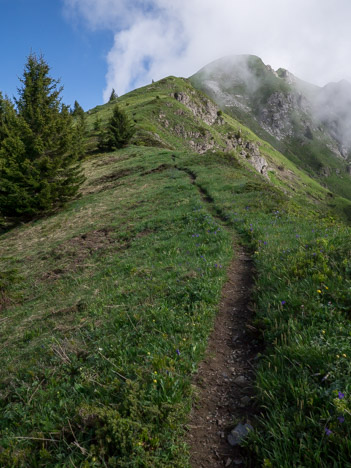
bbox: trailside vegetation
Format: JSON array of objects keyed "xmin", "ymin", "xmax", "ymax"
[{"xmin": 0, "ymin": 54, "xmax": 84, "ymax": 219}]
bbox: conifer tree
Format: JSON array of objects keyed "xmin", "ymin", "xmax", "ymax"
[
  {"xmin": 94, "ymin": 116, "xmax": 102, "ymax": 132},
  {"xmin": 71, "ymin": 101, "xmax": 87, "ymax": 158},
  {"xmin": 71, "ymin": 100, "xmax": 84, "ymax": 118},
  {"xmin": 72, "ymin": 112, "xmax": 87, "ymax": 159},
  {"xmin": 109, "ymin": 89, "xmax": 118, "ymax": 102},
  {"xmin": 104, "ymin": 104, "xmax": 135, "ymax": 150},
  {"xmin": 0, "ymin": 54, "xmax": 84, "ymax": 218}
]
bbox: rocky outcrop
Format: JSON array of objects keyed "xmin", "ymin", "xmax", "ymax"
[
  {"xmin": 202, "ymin": 80, "xmax": 251, "ymax": 113},
  {"xmin": 240, "ymin": 142, "xmax": 269, "ymax": 177},
  {"xmin": 225, "ymin": 136, "xmax": 269, "ymax": 177},
  {"xmin": 158, "ymin": 85, "xmax": 270, "ymax": 176},
  {"xmin": 259, "ymin": 92, "xmax": 295, "ymax": 140},
  {"xmin": 173, "ymin": 92, "xmax": 222, "ymax": 126}
]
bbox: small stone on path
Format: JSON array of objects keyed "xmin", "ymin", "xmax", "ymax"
[
  {"xmin": 240, "ymin": 395, "xmax": 251, "ymax": 407},
  {"xmin": 233, "ymin": 375, "xmax": 246, "ymax": 386},
  {"xmin": 227, "ymin": 423, "xmax": 253, "ymax": 446}
]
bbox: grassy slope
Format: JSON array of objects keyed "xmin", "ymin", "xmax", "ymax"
[
  {"xmin": 0, "ymin": 77, "xmax": 351, "ymax": 467},
  {"xmin": 0, "ymin": 148, "xmax": 235, "ymax": 467},
  {"xmin": 178, "ymin": 155, "xmax": 351, "ymax": 467},
  {"xmin": 89, "ymin": 77, "xmax": 351, "ymax": 222}
]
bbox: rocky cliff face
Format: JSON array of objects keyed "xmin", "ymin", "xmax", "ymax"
[
  {"xmin": 173, "ymin": 91, "xmax": 222, "ymax": 126},
  {"xmin": 153, "ymin": 85, "xmax": 270, "ymax": 177},
  {"xmin": 190, "ymin": 54, "xmax": 351, "ymax": 200}
]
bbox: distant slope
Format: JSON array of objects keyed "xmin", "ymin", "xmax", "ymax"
[
  {"xmin": 87, "ymin": 75, "xmax": 351, "ymax": 222},
  {"xmin": 190, "ymin": 55, "xmax": 351, "ymax": 201}
]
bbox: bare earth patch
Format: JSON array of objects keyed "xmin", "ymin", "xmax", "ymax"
[
  {"xmin": 42, "ymin": 228, "xmax": 120, "ymax": 280},
  {"xmin": 186, "ymin": 245, "xmax": 260, "ymax": 468}
]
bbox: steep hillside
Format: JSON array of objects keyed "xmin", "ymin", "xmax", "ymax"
[
  {"xmin": 190, "ymin": 55, "xmax": 351, "ymax": 200},
  {"xmin": 87, "ymin": 76, "xmax": 351, "ymax": 222},
  {"xmin": 0, "ymin": 75, "xmax": 351, "ymax": 467}
]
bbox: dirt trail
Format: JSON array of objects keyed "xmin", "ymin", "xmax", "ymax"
[
  {"xmin": 174, "ymin": 161, "xmax": 259, "ymax": 466},
  {"xmin": 186, "ymin": 246, "xmax": 259, "ymax": 467}
]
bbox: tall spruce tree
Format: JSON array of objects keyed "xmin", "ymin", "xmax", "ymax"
[
  {"xmin": 71, "ymin": 101, "xmax": 87, "ymax": 158},
  {"xmin": 0, "ymin": 54, "xmax": 84, "ymax": 218},
  {"xmin": 104, "ymin": 104, "xmax": 135, "ymax": 150},
  {"xmin": 71, "ymin": 100, "xmax": 84, "ymax": 118}
]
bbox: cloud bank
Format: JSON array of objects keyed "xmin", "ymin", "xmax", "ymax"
[{"xmin": 64, "ymin": 0, "xmax": 351, "ymax": 102}]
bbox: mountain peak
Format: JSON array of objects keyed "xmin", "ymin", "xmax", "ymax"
[{"xmin": 190, "ymin": 54, "xmax": 351, "ymax": 200}]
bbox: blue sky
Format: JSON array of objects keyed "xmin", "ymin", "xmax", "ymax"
[
  {"xmin": 0, "ymin": 0, "xmax": 113, "ymax": 110},
  {"xmin": 1, "ymin": 0, "xmax": 351, "ymax": 111}
]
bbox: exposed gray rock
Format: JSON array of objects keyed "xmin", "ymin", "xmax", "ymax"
[
  {"xmin": 227, "ymin": 423, "xmax": 253, "ymax": 446},
  {"xmin": 173, "ymin": 91, "xmax": 221, "ymax": 126},
  {"xmin": 233, "ymin": 376, "xmax": 247, "ymax": 386},
  {"xmin": 242, "ymin": 142, "xmax": 269, "ymax": 177},
  {"xmin": 225, "ymin": 136, "xmax": 270, "ymax": 177},
  {"xmin": 203, "ymin": 79, "xmax": 251, "ymax": 113},
  {"xmin": 259, "ymin": 92, "xmax": 295, "ymax": 140}
]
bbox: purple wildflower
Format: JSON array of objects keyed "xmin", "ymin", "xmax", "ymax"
[
  {"xmin": 176, "ymin": 349, "xmax": 180, "ymax": 356},
  {"xmin": 281, "ymin": 301, "xmax": 286, "ymax": 305},
  {"xmin": 338, "ymin": 392, "xmax": 345, "ymax": 399},
  {"xmin": 338, "ymin": 416, "xmax": 345, "ymax": 424},
  {"xmin": 325, "ymin": 427, "xmax": 332, "ymax": 436}
]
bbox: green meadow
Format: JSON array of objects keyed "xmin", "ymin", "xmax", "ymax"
[{"xmin": 0, "ymin": 75, "xmax": 351, "ymax": 467}]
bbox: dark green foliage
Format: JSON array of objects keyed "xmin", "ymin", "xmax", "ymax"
[
  {"xmin": 0, "ymin": 54, "xmax": 85, "ymax": 218},
  {"xmin": 94, "ymin": 116, "xmax": 102, "ymax": 131},
  {"xmin": 72, "ymin": 113, "xmax": 87, "ymax": 159},
  {"xmin": 71, "ymin": 100, "xmax": 84, "ymax": 118},
  {"xmin": 71, "ymin": 103, "xmax": 87, "ymax": 158},
  {"xmin": 99, "ymin": 104, "xmax": 135, "ymax": 151},
  {"xmin": 109, "ymin": 88, "xmax": 118, "ymax": 102}
]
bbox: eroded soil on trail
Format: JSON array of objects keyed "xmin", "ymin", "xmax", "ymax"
[{"xmin": 186, "ymin": 246, "xmax": 260, "ymax": 468}]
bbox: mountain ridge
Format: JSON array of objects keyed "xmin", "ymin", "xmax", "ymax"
[{"xmin": 190, "ymin": 54, "xmax": 351, "ymax": 201}]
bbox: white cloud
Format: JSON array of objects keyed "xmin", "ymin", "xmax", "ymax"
[{"xmin": 64, "ymin": 0, "xmax": 351, "ymax": 101}]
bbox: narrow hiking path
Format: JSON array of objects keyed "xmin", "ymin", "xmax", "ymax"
[
  {"xmin": 176, "ymin": 164, "xmax": 260, "ymax": 467},
  {"xmin": 186, "ymin": 245, "xmax": 259, "ymax": 468}
]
